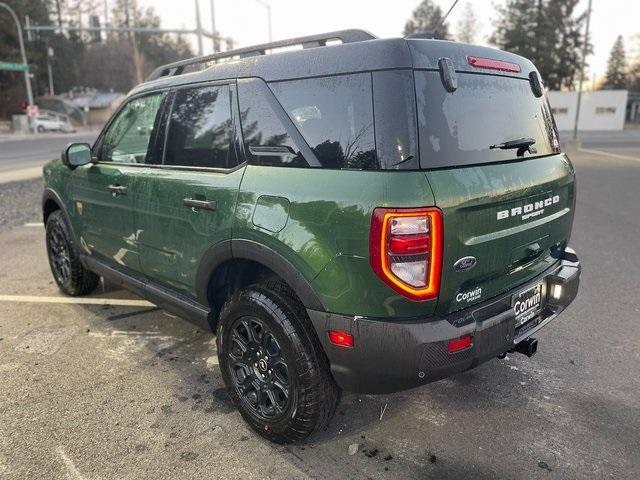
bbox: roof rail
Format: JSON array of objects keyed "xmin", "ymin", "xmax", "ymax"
[{"xmin": 146, "ymin": 29, "xmax": 377, "ymax": 82}]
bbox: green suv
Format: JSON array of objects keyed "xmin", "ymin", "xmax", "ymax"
[{"xmin": 42, "ymin": 30, "xmax": 581, "ymax": 443}]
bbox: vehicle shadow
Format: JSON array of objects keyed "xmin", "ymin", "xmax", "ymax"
[
  {"xmin": 70, "ymin": 284, "xmax": 546, "ymax": 479},
  {"xmin": 77, "ymin": 282, "xmax": 412, "ymax": 434}
]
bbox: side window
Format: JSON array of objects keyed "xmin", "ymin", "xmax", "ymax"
[
  {"xmin": 100, "ymin": 93, "xmax": 165, "ymax": 164},
  {"xmin": 164, "ymin": 85, "xmax": 237, "ymax": 169},
  {"xmin": 269, "ymin": 74, "xmax": 378, "ymax": 170},
  {"xmin": 237, "ymin": 79, "xmax": 309, "ymax": 168}
]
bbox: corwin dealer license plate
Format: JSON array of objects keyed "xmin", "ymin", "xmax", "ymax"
[{"xmin": 513, "ymin": 282, "xmax": 543, "ymax": 328}]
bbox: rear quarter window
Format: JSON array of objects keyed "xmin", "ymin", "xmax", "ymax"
[
  {"xmin": 269, "ymin": 74, "xmax": 378, "ymax": 170},
  {"xmin": 415, "ymin": 71, "xmax": 560, "ymax": 169}
]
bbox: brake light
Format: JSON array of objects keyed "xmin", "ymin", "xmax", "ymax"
[
  {"xmin": 370, "ymin": 207, "xmax": 443, "ymax": 301},
  {"xmin": 467, "ymin": 55, "xmax": 521, "ymax": 73}
]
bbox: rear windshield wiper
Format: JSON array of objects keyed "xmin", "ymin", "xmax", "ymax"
[
  {"xmin": 489, "ymin": 137, "xmax": 537, "ymax": 157},
  {"xmin": 391, "ymin": 155, "xmax": 414, "ymax": 167}
]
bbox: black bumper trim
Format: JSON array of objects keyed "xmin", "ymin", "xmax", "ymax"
[{"xmin": 308, "ymin": 251, "xmax": 580, "ymax": 394}]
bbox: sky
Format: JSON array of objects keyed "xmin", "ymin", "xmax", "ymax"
[{"xmin": 137, "ymin": 0, "xmax": 640, "ymax": 82}]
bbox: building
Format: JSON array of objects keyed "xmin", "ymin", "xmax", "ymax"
[
  {"xmin": 547, "ymin": 90, "xmax": 628, "ymax": 131},
  {"xmin": 36, "ymin": 91, "xmax": 124, "ymax": 128},
  {"xmin": 66, "ymin": 92, "xmax": 125, "ymax": 126}
]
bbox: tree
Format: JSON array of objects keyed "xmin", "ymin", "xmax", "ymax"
[
  {"xmin": 0, "ymin": 0, "xmax": 50, "ymax": 117},
  {"xmin": 603, "ymin": 36, "xmax": 628, "ymax": 90},
  {"xmin": 455, "ymin": 2, "xmax": 479, "ymax": 44},
  {"xmin": 629, "ymin": 35, "xmax": 640, "ymax": 92},
  {"xmin": 403, "ymin": 0, "xmax": 451, "ymax": 40},
  {"xmin": 490, "ymin": 0, "xmax": 589, "ymax": 90},
  {"xmin": 110, "ymin": 0, "xmax": 193, "ymax": 80}
]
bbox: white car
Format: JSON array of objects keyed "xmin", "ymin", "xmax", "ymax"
[{"xmin": 34, "ymin": 115, "xmax": 75, "ymax": 133}]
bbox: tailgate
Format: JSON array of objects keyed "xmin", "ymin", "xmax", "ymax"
[{"xmin": 426, "ymin": 155, "xmax": 575, "ymax": 314}]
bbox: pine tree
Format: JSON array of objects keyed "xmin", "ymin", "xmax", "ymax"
[
  {"xmin": 455, "ymin": 2, "xmax": 480, "ymax": 44},
  {"xmin": 490, "ymin": 0, "xmax": 589, "ymax": 90},
  {"xmin": 629, "ymin": 62, "xmax": 640, "ymax": 92},
  {"xmin": 403, "ymin": 0, "xmax": 451, "ymax": 40},
  {"xmin": 603, "ymin": 36, "xmax": 628, "ymax": 90}
]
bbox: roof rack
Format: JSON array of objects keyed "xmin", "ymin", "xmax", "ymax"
[{"xmin": 146, "ymin": 29, "xmax": 377, "ymax": 82}]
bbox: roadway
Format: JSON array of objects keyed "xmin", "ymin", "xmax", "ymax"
[{"xmin": 0, "ymin": 131, "xmax": 98, "ymax": 183}]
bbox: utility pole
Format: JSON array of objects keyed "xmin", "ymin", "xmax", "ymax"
[
  {"xmin": 195, "ymin": 0, "xmax": 204, "ymax": 55},
  {"xmin": 210, "ymin": 0, "xmax": 217, "ymax": 52},
  {"xmin": 255, "ymin": 0, "xmax": 272, "ymax": 42},
  {"xmin": 103, "ymin": 0, "xmax": 109, "ymax": 41},
  {"xmin": 125, "ymin": 0, "xmax": 143, "ymax": 84},
  {"xmin": 55, "ymin": 0, "xmax": 63, "ymax": 31},
  {"xmin": 0, "ymin": 2, "xmax": 35, "ymax": 133},
  {"xmin": 47, "ymin": 46, "xmax": 55, "ymax": 95},
  {"xmin": 573, "ymin": 0, "xmax": 592, "ymax": 141}
]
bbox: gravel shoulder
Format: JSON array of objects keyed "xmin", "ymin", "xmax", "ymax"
[{"xmin": 0, "ymin": 178, "xmax": 43, "ymax": 231}]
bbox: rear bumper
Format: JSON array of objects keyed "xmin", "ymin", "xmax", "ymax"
[{"xmin": 308, "ymin": 248, "xmax": 580, "ymax": 394}]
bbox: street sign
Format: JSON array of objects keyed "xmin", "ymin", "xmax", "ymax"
[
  {"xmin": 0, "ymin": 61, "xmax": 29, "ymax": 72},
  {"xmin": 26, "ymin": 105, "xmax": 39, "ymax": 118}
]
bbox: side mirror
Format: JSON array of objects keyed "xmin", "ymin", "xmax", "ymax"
[{"xmin": 61, "ymin": 143, "xmax": 92, "ymax": 168}]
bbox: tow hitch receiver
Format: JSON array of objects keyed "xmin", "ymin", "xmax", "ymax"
[{"xmin": 511, "ymin": 338, "xmax": 538, "ymax": 357}]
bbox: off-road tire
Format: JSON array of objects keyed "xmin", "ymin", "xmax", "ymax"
[
  {"xmin": 217, "ymin": 279, "xmax": 340, "ymax": 444},
  {"xmin": 45, "ymin": 210, "xmax": 100, "ymax": 296}
]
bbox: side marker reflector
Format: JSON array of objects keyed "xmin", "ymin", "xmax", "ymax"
[
  {"xmin": 328, "ymin": 330, "xmax": 354, "ymax": 348},
  {"xmin": 448, "ymin": 335, "xmax": 473, "ymax": 353}
]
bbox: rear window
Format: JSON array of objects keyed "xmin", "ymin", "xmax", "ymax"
[{"xmin": 415, "ymin": 71, "xmax": 560, "ymax": 169}]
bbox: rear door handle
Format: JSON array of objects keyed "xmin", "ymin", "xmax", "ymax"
[
  {"xmin": 107, "ymin": 185, "xmax": 128, "ymax": 196},
  {"xmin": 183, "ymin": 198, "xmax": 217, "ymax": 211}
]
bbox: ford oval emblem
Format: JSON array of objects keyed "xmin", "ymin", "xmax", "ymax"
[{"xmin": 454, "ymin": 256, "xmax": 477, "ymax": 272}]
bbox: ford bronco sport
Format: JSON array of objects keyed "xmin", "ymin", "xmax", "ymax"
[{"xmin": 42, "ymin": 30, "xmax": 581, "ymax": 444}]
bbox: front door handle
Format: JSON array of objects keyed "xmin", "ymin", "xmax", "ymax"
[
  {"xmin": 107, "ymin": 184, "xmax": 128, "ymax": 196},
  {"xmin": 183, "ymin": 198, "xmax": 217, "ymax": 211}
]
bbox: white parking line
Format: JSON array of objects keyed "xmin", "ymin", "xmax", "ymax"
[
  {"xmin": 24, "ymin": 222, "xmax": 44, "ymax": 227},
  {"xmin": 579, "ymin": 148, "xmax": 640, "ymax": 162},
  {"xmin": 0, "ymin": 294, "xmax": 154, "ymax": 307},
  {"xmin": 56, "ymin": 447, "xmax": 88, "ymax": 480}
]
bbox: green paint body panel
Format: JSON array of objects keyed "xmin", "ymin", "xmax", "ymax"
[
  {"xmin": 43, "ymin": 151, "xmax": 575, "ymax": 320},
  {"xmin": 126, "ymin": 166, "xmax": 244, "ymax": 295},
  {"xmin": 426, "ymin": 154, "xmax": 575, "ymax": 315},
  {"xmin": 235, "ymin": 165, "xmax": 437, "ymax": 317}
]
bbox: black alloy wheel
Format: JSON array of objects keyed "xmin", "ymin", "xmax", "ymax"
[
  {"xmin": 47, "ymin": 221, "xmax": 72, "ymax": 285},
  {"xmin": 45, "ymin": 210, "xmax": 100, "ymax": 296},
  {"xmin": 227, "ymin": 316, "xmax": 291, "ymax": 421},
  {"xmin": 217, "ymin": 280, "xmax": 341, "ymax": 443}
]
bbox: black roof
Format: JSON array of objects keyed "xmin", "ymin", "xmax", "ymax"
[{"xmin": 131, "ymin": 29, "xmax": 537, "ymax": 97}]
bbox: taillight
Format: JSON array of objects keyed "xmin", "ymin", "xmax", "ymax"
[
  {"xmin": 370, "ymin": 207, "xmax": 443, "ymax": 301},
  {"xmin": 467, "ymin": 55, "xmax": 521, "ymax": 73}
]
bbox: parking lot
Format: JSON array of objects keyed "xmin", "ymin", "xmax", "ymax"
[{"xmin": 0, "ymin": 135, "xmax": 639, "ymax": 479}]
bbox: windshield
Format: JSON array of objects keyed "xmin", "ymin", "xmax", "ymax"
[{"xmin": 415, "ymin": 71, "xmax": 560, "ymax": 169}]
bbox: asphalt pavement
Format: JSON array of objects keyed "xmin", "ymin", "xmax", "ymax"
[{"xmin": 0, "ymin": 138, "xmax": 638, "ymax": 479}]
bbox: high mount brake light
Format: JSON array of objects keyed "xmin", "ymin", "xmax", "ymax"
[
  {"xmin": 467, "ymin": 55, "xmax": 521, "ymax": 73},
  {"xmin": 369, "ymin": 207, "xmax": 443, "ymax": 301}
]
